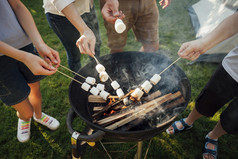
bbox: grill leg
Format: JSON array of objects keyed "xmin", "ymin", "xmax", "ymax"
[{"xmin": 134, "ymin": 141, "xmax": 143, "ymax": 159}]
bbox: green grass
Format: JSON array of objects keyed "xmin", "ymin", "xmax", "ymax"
[{"xmin": 0, "ymin": 0, "xmax": 238, "ymax": 158}]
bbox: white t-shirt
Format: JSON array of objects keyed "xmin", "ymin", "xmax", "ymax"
[
  {"xmin": 43, "ymin": 0, "xmax": 91, "ymax": 16},
  {"xmin": 0, "ymin": 0, "xmax": 31, "ymax": 56},
  {"xmin": 222, "ymin": 45, "xmax": 238, "ymax": 82}
]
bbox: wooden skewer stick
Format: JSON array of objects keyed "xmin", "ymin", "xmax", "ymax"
[
  {"xmin": 159, "ymin": 57, "xmax": 181, "ymax": 75},
  {"xmin": 59, "ymin": 64, "xmax": 86, "ymax": 79},
  {"xmin": 57, "ymin": 70, "xmax": 83, "ymax": 85}
]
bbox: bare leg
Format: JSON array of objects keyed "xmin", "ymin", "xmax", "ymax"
[
  {"xmin": 140, "ymin": 42, "xmax": 159, "ymax": 52},
  {"xmin": 12, "ymin": 99, "xmax": 33, "ymax": 121},
  {"xmin": 28, "ymin": 81, "xmax": 42, "ymax": 119},
  {"xmin": 167, "ymin": 107, "xmax": 203, "ymax": 134},
  {"xmin": 203, "ymin": 120, "xmax": 226, "ymax": 159},
  {"xmin": 110, "ymin": 48, "xmax": 123, "ymax": 54}
]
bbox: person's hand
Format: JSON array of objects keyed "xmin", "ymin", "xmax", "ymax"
[
  {"xmin": 76, "ymin": 28, "xmax": 96, "ymax": 57},
  {"xmin": 101, "ymin": 0, "xmax": 125, "ymax": 24},
  {"xmin": 23, "ymin": 53, "xmax": 58, "ymax": 75},
  {"xmin": 35, "ymin": 43, "xmax": 60, "ymax": 68},
  {"xmin": 178, "ymin": 39, "xmax": 206, "ymax": 61},
  {"xmin": 159, "ymin": 0, "xmax": 171, "ymax": 9}
]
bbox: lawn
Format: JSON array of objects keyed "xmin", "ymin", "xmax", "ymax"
[{"xmin": 0, "ymin": 0, "xmax": 238, "ymax": 158}]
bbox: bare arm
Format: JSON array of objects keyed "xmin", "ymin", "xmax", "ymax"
[
  {"xmin": 61, "ymin": 3, "xmax": 96, "ymax": 57},
  {"xmin": 8, "ymin": 0, "xmax": 60, "ymax": 66},
  {"xmin": 0, "ymin": 41, "xmax": 56, "ymax": 75},
  {"xmin": 178, "ymin": 12, "xmax": 238, "ymax": 61}
]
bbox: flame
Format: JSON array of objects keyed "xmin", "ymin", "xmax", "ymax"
[
  {"xmin": 122, "ymin": 106, "xmax": 127, "ymax": 109},
  {"xmin": 104, "ymin": 110, "xmax": 116, "ymax": 116}
]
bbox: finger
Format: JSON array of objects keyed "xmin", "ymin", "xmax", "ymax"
[
  {"xmin": 190, "ymin": 52, "xmax": 201, "ymax": 61},
  {"xmin": 76, "ymin": 38, "xmax": 86, "ymax": 54},
  {"xmin": 44, "ymin": 56, "xmax": 51, "ymax": 64},
  {"xmin": 89, "ymin": 41, "xmax": 96, "ymax": 57},
  {"xmin": 51, "ymin": 49, "xmax": 60, "ymax": 67}
]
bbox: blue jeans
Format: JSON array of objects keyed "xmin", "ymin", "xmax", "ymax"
[{"xmin": 46, "ymin": 7, "xmax": 101, "ymax": 72}]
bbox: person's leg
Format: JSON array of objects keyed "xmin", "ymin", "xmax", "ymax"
[
  {"xmin": 46, "ymin": 13, "xmax": 81, "ymax": 72},
  {"xmin": 28, "ymin": 81, "xmax": 42, "ymax": 119},
  {"xmin": 12, "ymin": 99, "xmax": 33, "ymax": 121},
  {"xmin": 134, "ymin": 0, "xmax": 159, "ymax": 53},
  {"xmin": 166, "ymin": 107, "xmax": 202, "ymax": 134},
  {"xmin": 203, "ymin": 120, "xmax": 226, "ymax": 159},
  {"xmin": 140, "ymin": 42, "xmax": 159, "ymax": 52},
  {"xmin": 99, "ymin": 0, "xmax": 136, "ymax": 53}
]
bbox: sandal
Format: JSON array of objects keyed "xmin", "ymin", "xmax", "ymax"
[
  {"xmin": 166, "ymin": 118, "xmax": 193, "ymax": 135},
  {"xmin": 202, "ymin": 134, "xmax": 218, "ymax": 159}
]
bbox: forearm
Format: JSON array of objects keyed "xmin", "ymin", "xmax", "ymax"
[
  {"xmin": 61, "ymin": 3, "xmax": 90, "ymax": 34},
  {"xmin": 8, "ymin": 0, "xmax": 45, "ymax": 49},
  {"xmin": 202, "ymin": 12, "xmax": 238, "ymax": 52},
  {"xmin": 0, "ymin": 41, "xmax": 30, "ymax": 63}
]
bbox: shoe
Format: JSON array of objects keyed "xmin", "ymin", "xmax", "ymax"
[
  {"xmin": 33, "ymin": 112, "xmax": 60, "ymax": 130},
  {"xmin": 202, "ymin": 134, "xmax": 218, "ymax": 159},
  {"xmin": 17, "ymin": 118, "xmax": 31, "ymax": 143},
  {"xmin": 166, "ymin": 118, "xmax": 193, "ymax": 135}
]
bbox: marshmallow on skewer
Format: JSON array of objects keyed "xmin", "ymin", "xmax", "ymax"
[
  {"xmin": 96, "ymin": 64, "xmax": 105, "ymax": 73},
  {"xmin": 111, "ymin": 80, "xmax": 120, "ymax": 90},
  {"xmin": 141, "ymin": 80, "xmax": 153, "ymax": 93},
  {"xmin": 90, "ymin": 86, "xmax": 100, "ymax": 96},
  {"xmin": 115, "ymin": 19, "xmax": 126, "ymax": 34},
  {"xmin": 81, "ymin": 82, "xmax": 91, "ymax": 92},
  {"xmin": 116, "ymin": 88, "xmax": 125, "ymax": 99},
  {"xmin": 96, "ymin": 83, "xmax": 105, "ymax": 91},
  {"xmin": 150, "ymin": 74, "xmax": 161, "ymax": 85},
  {"xmin": 131, "ymin": 88, "xmax": 144, "ymax": 100},
  {"xmin": 99, "ymin": 90, "xmax": 110, "ymax": 100},
  {"xmin": 99, "ymin": 71, "xmax": 109, "ymax": 82},
  {"xmin": 123, "ymin": 97, "xmax": 129, "ymax": 105},
  {"xmin": 85, "ymin": 77, "xmax": 96, "ymax": 85}
]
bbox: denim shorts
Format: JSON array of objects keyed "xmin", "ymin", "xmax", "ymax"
[{"xmin": 0, "ymin": 44, "xmax": 45, "ymax": 106}]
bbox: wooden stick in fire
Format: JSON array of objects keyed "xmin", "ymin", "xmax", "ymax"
[
  {"xmin": 98, "ymin": 91, "xmax": 183, "ymax": 127},
  {"xmin": 92, "ymin": 90, "xmax": 134, "ymax": 118}
]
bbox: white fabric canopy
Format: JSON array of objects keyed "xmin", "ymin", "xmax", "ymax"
[{"xmin": 188, "ymin": 0, "xmax": 238, "ymax": 62}]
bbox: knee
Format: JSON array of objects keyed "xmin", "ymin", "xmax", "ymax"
[{"xmin": 141, "ymin": 42, "xmax": 159, "ymax": 52}]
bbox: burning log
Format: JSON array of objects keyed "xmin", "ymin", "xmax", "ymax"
[
  {"xmin": 97, "ymin": 91, "xmax": 183, "ymax": 128},
  {"xmin": 92, "ymin": 90, "xmax": 134, "ymax": 118},
  {"xmin": 142, "ymin": 90, "xmax": 162, "ymax": 101},
  {"xmin": 88, "ymin": 95, "xmax": 106, "ymax": 103},
  {"xmin": 93, "ymin": 106, "xmax": 104, "ymax": 111}
]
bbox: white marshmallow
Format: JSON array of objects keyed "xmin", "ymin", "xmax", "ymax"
[
  {"xmin": 85, "ymin": 77, "xmax": 96, "ymax": 85},
  {"xmin": 99, "ymin": 71, "xmax": 109, "ymax": 82},
  {"xmin": 89, "ymin": 86, "xmax": 100, "ymax": 96},
  {"xmin": 96, "ymin": 83, "xmax": 105, "ymax": 91},
  {"xmin": 114, "ymin": 19, "xmax": 126, "ymax": 34},
  {"xmin": 141, "ymin": 80, "xmax": 153, "ymax": 93},
  {"xmin": 111, "ymin": 80, "xmax": 120, "ymax": 90},
  {"xmin": 96, "ymin": 64, "xmax": 105, "ymax": 73},
  {"xmin": 150, "ymin": 74, "xmax": 161, "ymax": 85},
  {"xmin": 99, "ymin": 90, "xmax": 110, "ymax": 100},
  {"xmin": 123, "ymin": 97, "xmax": 129, "ymax": 105},
  {"xmin": 131, "ymin": 88, "xmax": 144, "ymax": 100},
  {"xmin": 116, "ymin": 88, "xmax": 124, "ymax": 99},
  {"xmin": 81, "ymin": 82, "xmax": 91, "ymax": 92}
]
